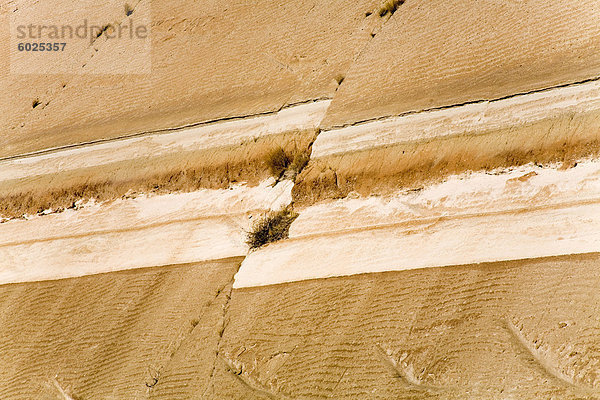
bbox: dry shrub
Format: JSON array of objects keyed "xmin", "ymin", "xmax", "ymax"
[
  {"xmin": 379, "ymin": 0, "xmax": 404, "ymax": 16},
  {"xmin": 290, "ymin": 152, "xmax": 310, "ymax": 174},
  {"xmin": 265, "ymin": 147, "xmax": 292, "ymax": 179},
  {"xmin": 246, "ymin": 207, "xmax": 298, "ymax": 249},
  {"xmin": 263, "ymin": 146, "xmax": 312, "ymax": 180}
]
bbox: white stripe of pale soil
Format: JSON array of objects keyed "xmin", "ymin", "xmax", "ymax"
[
  {"xmin": 312, "ymin": 81, "xmax": 600, "ymax": 158},
  {"xmin": 0, "ymin": 180, "xmax": 292, "ymax": 284},
  {"xmin": 234, "ymin": 160, "xmax": 600, "ymax": 288}
]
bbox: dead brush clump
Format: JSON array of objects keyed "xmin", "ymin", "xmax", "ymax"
[
  {"xmin": 246, "ymin": 207, "xmax": 298, "ymax": 249},
  {"xmin": 264, "ymin": 147, "xmax": 291, "ymax": 179},
  {"xmin": 379, "ymin": 0, "xmax": 405, "ymax": 16},
  {"xmin": 264, "ymin": 146, "xmax": 311, "ymax": 180},
  {"xmin": 124, "ymin": 3, "xmax": 134, "ymax": 16}
]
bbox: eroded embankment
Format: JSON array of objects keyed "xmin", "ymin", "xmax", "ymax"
[
  {"xmin": 236, "ymin": 159, "xmax": 600, "ymax": 287},
  {"xmin": 0, "ymin": 179, "xmax": 292, "ymax": 284},
  {"xmin": 0, "ymin": 101, "xmax": 326, "ymax": 220},
  {"xmin": 1, "ymin": 2, "xmax": 600, "ymax": 399},
  {"xmin": 294, "ymin": 80, "xmax": 600, "ymax": 205}
]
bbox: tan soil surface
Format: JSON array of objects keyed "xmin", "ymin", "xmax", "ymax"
[
  {"xmin": 321, "ymin": 0, "xmax": 600, "ymax": 128},
  {"xmin": 0, "ymin": 0, "xmax": 383, "ymax": 158},
  {"xmin": 217, "ymin": 254, "xmax": 600, "ymax": 399},
  {"xmin": 0, "ymin": 258, "xmax": 242, "ymax": 400},
  {"xmin": 1, "ymin": 253, "xmax": 599, "ymax": 399}
]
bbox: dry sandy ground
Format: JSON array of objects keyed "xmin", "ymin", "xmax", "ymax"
[
  {"xmin": 2, "ymin": 254, "xmax": 596, "ymax": 399},
  {"xmin": 0, "ymin": 0, "xmax": 383, "ymax": 157},
  {"xmin": 1, "ymin": 93, "xmax": 599, "ymax": 399},
  {"xmin": 218, "ymin": 254, "xmax": 600, "ymax": 399},
  {"xmin": 1, "ymin": 1, "xmax": 600, "ymax": 398},
  {"xmin": 0, "ymin": 258, "xmax": 243, "ymax": 400},
  {"xmin": 2, "ymin": 0, "xmax": 600, "ymax": 157},
  {"xmin": 320, "ymin": 0, "xmax": 600, "ymax": 128}
]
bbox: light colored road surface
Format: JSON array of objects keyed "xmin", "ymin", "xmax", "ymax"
[
  {"xmin": 235, "ymin": 160, "xmax": 600, "ymax": 288},
  {"xmin": 0, "ymin": 180, "xmax": 292, "ymax": 284}
]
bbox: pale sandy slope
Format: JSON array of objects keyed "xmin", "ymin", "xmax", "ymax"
[
  {"xmin": 313, "ymin": 80, "xmax": 600, "ymax": 159},
  {"xmin": 0, "ymin": 0, "xmax": 382, "ymax": 157},
  {"xmin": 218, "ymin": 255, "xmax": 600, "ymax": 399},
  {"xmin": 0, "ymin": 1, "xmax": 599, "ymax": 398},
  {"xmin": 4, "ymin": 0, "xmax": 600, "ymax": 156},
  {"xmin": 237, "ymin": 160, "xmax": 600, "ymax": 288},
  {"xmin": 0, "ymin": 100, "xmax": 330, "ymax": 181},
  {"xmin": 0, "ymin": 179, "xmax": 292, "ymax": 284},
  {"xmin": 1, "ymin": 251, "xmax": 598, "ymax": 399},
  {"xmin": 0, "ymin": 259, "xmax": 242, "ymax": 400}
]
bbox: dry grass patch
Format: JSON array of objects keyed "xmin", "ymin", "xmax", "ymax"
[
  {"xmin": 264, "ymin": 145, "xmax": 312, "ymax": 180},
  {"xmin": 379, "ymin": 0, "xmax": 404, "ymax": 16},
  {"xmin": 246, "ymin": 207, "xmax": 298, "ymax": 249}
]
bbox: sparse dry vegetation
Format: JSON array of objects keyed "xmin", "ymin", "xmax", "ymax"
[
  {"xmin": 379, "ymin": 0, "xmax": 404, "ymax": 17},
  {"xmin": 289, "ymin": 151, "xmax": 310, "ymax": 175},
  {"xmin": 124, "ymin": 3, "xmax": 133, "ymax": 16},
  {"xmin": 263, "ymin": 146, "xmax": 312, "ymax": 180},
  {"xmin": 246, "ymin": 207, "xmax": 298, "ymax": 249},
  {"xmin": 0, "ymin": 129, "xmax": 317, "ymax": 220},
  {"xmin": 264, "ymin": 147, "xmax": 290, "ymax": 179}
]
